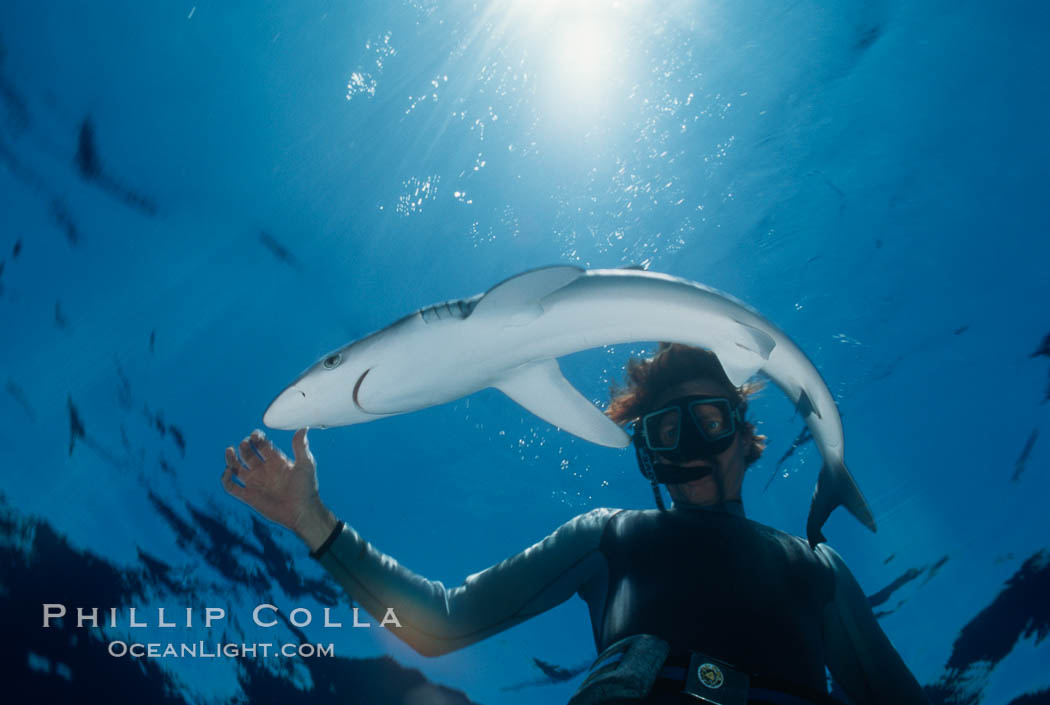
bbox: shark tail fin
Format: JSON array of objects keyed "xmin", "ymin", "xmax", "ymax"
[{"xmin": 806, "ymin": 460, "xmax": 877, "ymax": 547}]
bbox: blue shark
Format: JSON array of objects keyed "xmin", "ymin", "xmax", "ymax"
[{"xmin": 264, "ymin": 266, "xmax": 875, "ymax": 544}]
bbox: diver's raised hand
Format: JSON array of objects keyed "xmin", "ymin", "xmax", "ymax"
[{"xmin": 222, "ymin": 428, "xmax": 338, "ymax": 551}]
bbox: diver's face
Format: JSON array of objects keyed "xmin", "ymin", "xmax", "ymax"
[{"xmin": 650, "ymin": 378, "xmax": 748, "ymax": 507}]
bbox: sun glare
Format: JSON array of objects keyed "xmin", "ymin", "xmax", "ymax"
[
  {"xmin": 488, "ymin": 0, "xmax": 638, "ymax": 131},
  {"xmin": 559, "ymin": 21, "xmax": 614, "ymax": 85}
]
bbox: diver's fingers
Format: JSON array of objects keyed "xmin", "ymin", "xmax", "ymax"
[
  {"xmin": 239, "ymin": 437, "xmax": 263, "ymax": 469},
  {"xmin": 292, "ymin": 428, "xmax": 314, "ymax": 468},
  {"xmin": 226, "ymin": 446, "xmax": 249, "ymax": 474},
  {"xmin": 251, "ymin": 430, "xmax": 287, "ymax": 464},
  {"xmin": 221, "ymin": 465, "xmax": 248, "ymax": 501}
]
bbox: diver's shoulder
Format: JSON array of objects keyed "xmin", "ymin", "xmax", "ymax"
[
  {"xmin": 545, "ymin": 508, "xmax": 623, "ymax": 551},
  {"xmin": 758, "ymin": 521, "xmax": 822, "ymax": 552},
  {"xmin": 812, "ymin": 541, "xmax": 850, "ymax": 570},
  {"xmin": 560, "ymin": 507, "xmax": 623, "ymax": 534}
]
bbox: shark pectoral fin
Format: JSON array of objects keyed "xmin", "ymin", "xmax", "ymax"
[
  {"xmin": 712, "ymin": 348, "xmax": 764, "ymax": 387},
  {"xmin": 494, "ymin": 359, "xmax": 630, "ymax": 448},
  {"xmin": 806, "ymin": 461, "xmax": 877, "ymax": 547},
  {"xmin": 732, "ymin": 320, "xmax": 777, "ymax": 359},
  {"xmin": 471, "ymin": 266, "xmax": 584, "ymax": 324},
  {"xmin": 710, "ymin": 323, "xmax": 775, "ymax": 387}
]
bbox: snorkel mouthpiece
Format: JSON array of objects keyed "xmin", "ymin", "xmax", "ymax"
[
  {"xmin": 650, "ymin": 463, "xmax": 714, "ymax": 485},
  {"xmin": 632, "ymin": 425, "xmax": 718, "ymax": 488}
]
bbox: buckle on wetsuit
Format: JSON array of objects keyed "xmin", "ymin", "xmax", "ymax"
[
  {"xmin": 660, "ymin": 652, "xmax": 750, "ymax": 705},
  {"xmin": 567, "ymin": 634, "xmax": 671, "ymax": 705}
]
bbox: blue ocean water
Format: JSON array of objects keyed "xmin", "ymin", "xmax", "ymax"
[{"xmin": 1, "ymin": 1, "xmax": 1048, "ymax": 703}]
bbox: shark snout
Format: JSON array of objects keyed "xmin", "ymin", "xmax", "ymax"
[{"xmin": 263, "ymin": 386, "xmax": 308, "ymax": 430}]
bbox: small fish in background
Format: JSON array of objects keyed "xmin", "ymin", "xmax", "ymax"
[
  {"xmin": 763, "ymin": 425, "xmax": 813, "ymax": 493},
  {"xmin": 500, "ymin": 657, "xmax": 590, "ymax": 691},
  {"xmin": 50, "ymin": 199, "xmax": 80, "ymax": 246},
  {"xmin": 136, "ymin": 548, "xmax": 181, "ymax": 592},
  {"xmin": 54, "ymin": 300, "xmax": 69, "ymax": 330},
  {"xmin": 1030, "ymin": 334, "xmax": 1050, "ymax": 403},
  {"xmin": 141, "ymin": 403, "xmax": 155, "ymax": 430},
  {"xmin": 258, "ymin": 231, "xmax": 298, "ymax": 267},
  {"xmin": 867, "ymin": 567, "xmax": 924, "ymax": 611},
  {"xmin": 866, "ymin": 555, "xmax": 948, "ymax": 618},
  {"xmin": 883, "ymin": 553, "xmax": 896, "ymax": 565},
  {"xmin": 142, "ymin": 404, "xmax": 174, "ymax": 441},
  {"xmin": 921, "ymin": 555, "xmax": 950, "ymax": 587},
  {"xmin": 1031, "ymin": 332, "xmax": 1050, "ymax": 358},
  {"xmin": 5, "ymin": 378, "xmax": 36, "ymax": 422},
  {"xmin": 530, "ymin": 657, "xmax": 583, "ymax": 683},
  {"xmin": 854, "ymin": 23, "xmax": 882, "ymax": 53},
  {"xmin": 953, "ymin": 325, "xmax": 969, "ymax": 335},
  {"xmin": 73, "ymin": 117, "xmax": 158, "ymax": 216},
  {"xmin": 119, "ymin": 424, "xmax": 131, "ymax": 452},
  {"xmin": 74, "ymin": 118, "xmax": 102, "ymax": 179},
  {"xmin": 158, "ymin": 455, "xmax": 176, "ymax": 477},
  {"xmin": 114, "ymin": 357, "xmax": 132, "ymax": 411},
  {"xmin": 67, "ymin": 394, "xmax": 85, "ymax": 456},
  {"xmin": 1012, "ymin": 429, "xmax": 1039, "ymax": 482},
  {"xmin": 168, "ymin": 423, "xmax": 186, "ymax": 457},
  {"xmin": 11, "ymin": 237, "xmax": 20, "ymax": 258},
  {"xmin": 149, "ymin": 328, "xmax": 156, "ymax": 354}
]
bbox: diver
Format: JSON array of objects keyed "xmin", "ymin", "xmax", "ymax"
[{"xmin": 222, "ymin": 344, "xmax": 930, "ymax": 704}]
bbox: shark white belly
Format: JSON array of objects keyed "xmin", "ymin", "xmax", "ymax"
[{"xmin": 264, "ymin": 266, "xmax": 874, "ymax": 544}]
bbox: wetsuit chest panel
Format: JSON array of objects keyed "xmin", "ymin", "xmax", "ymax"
[{"xmin": 598, "ymin": 508, "xmax": 834, "ymax": 692}]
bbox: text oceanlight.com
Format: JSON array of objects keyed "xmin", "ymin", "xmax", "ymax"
[{"xmin": 107, "ymin": 641, "xmax": 334, "ymax": 659}]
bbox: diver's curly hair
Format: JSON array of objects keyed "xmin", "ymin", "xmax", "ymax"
[{"xmin": 606, "ymin": 343, "xmax": 767, "ymax": 465}]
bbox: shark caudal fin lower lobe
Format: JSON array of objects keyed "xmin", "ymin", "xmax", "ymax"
[{"xmin": 806, "ymin": 461, "xmax": 877, "ymax": 547}]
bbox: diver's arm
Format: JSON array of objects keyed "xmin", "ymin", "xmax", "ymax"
[
  {"xmin": 315, "ymin": 507, "xmax": 615, "ymax": 656},
  {"xmin": 221, "ymin": 428, "xmax": 612, "ymax": 657},
  {"xmin": 817, "ymin": 544, "xmax": 931, "ymax": 705}
]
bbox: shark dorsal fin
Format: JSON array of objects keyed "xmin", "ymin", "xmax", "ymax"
[
  {"xmin": 494, "ymin": 359, "xmax": 630, "ymax": 448},
  {"xmin": 471, "ymin": 266, "xmax": 584, "ymax": 324}
]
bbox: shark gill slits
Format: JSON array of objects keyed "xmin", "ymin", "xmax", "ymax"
[
  {"xmin": 352, "ymin": 368, "xmax": 371, "ymax": 410},
  {"xmin": 323, "ymin": 353, "xmax": 342, "ymax": 369},
  {"xmin": 420, "ymin": 297, "xmax": 479, "ymax": 324}
]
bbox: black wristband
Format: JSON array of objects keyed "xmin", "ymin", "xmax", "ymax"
[{"xmin": 309, "ymin": 520, "xmax": 345, "ymax": 559}]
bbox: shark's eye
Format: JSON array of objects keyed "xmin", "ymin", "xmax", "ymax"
[{"xmin": 323, "ymin": 353, "xmax": 342, "ymax": 369}]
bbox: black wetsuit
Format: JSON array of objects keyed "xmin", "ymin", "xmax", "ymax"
[{"xmin": 313, "ymin": 502, "xmax": 929, "ymax": 704}]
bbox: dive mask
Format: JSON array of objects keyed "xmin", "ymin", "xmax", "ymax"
[{"xmin": 638, "ymin": 395, "xmax": 741, "ymax": 463}]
